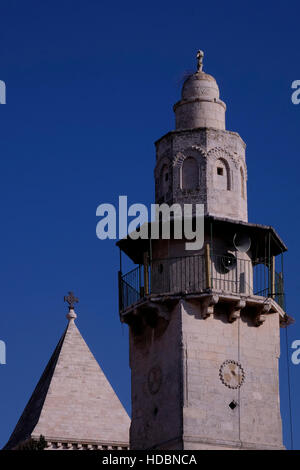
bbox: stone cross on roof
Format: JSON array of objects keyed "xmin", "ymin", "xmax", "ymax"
[
  {"xmin": 64, "ymin": 291, "xmax": 79, "ymax": 310},
  {"xmin": 197, "ymin": 50, "xmax": 204, "ymax": 72}
]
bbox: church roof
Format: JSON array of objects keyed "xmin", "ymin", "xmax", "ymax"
[{"xmin": 4, "ymin": 302, "xmax": 130, "ymax": 450}]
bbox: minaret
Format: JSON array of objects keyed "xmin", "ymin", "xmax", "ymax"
[
  {"xmin": 155, "ymin": 50, "xmax": 247, "ymax": 222},
  {"xmin": 118, "ymin": 51, "xmax": 290, "ymax": 450},
  {"xmin": 4, "ymin": 293, "xmax": 130, "ymax": 450}
]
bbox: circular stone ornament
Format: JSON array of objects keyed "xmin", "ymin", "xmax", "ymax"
[
  {"xmin": 219, "ymin": 360, "xmax": 245, "ymax": 389},
  {"xmin": 147, "ymin": 366, "xmax": 162, "ymax": 395}
]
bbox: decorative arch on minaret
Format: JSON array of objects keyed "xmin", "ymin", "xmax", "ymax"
[
  {"xmin": 160, "ymin": 164, "xmax": 170, "ymax": 194},
  {"xmin": 214, "ymin": 157, "xmax": 231, "ymax": 190},
  {"xmin": 207, "ymin": 147, "xmax": 247, "ymax": 193},
  {"xmin": 181, "ymin": 157, "xmax": 198, "ymax": 190},
  {"xmin": 173, "ymin": 147, "xmax": 206, "ymax": 193},
  {"xmin": 155, "ymin": 156, "xmax": 172, "ymax": 202}
]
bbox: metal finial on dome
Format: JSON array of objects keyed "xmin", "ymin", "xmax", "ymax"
[{"xmin": 196, "ymin": 50, "xmax": 204, "ymax": 72}]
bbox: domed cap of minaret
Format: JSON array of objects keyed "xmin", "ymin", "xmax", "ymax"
[{"xmin": 174, "ymin": 50, "xmax": 226, "ymax": 131}]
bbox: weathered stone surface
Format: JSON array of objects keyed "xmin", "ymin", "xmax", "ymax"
[
  {"xmin": 4, "ymin": 314, "xmax": 130, "ymax": 449},
  {"xmin": 174, "ymin": 71, "xmax": 226, "ymax": 131},
  {"xmin": 129, "ymin": 302, "xmax": 183, "ymax": 450},
  {"xmin": 129, "ymin": 300, "xmax": 284, "ymax": 450},
  {"xmin": 155, "ymin": 128, "xmax": 248, "ymax": 222},
  {"xmin": 181, "ymin": 301, "xmax": 284, "ymax": 450}
]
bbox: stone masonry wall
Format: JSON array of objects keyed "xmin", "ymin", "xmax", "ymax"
[
  {"xmin": 129, "ymin": 303, "xmax": 183, "ymax": 450},
  {"xmin": 181, "ymin": 300, "xmax": 283, "ymax": 450},
  {"xmin": 154, "ymin": 128, "xmax": 247, "ymax": 222}
]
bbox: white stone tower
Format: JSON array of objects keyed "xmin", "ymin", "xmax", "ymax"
[{"xmin": 118, "ymin": 51, "xmax": 289, "ymax": 450}]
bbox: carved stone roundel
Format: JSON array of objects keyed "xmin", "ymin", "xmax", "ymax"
[
  {"xmin": 147, "ymin": 366, "xmax": 162, "ymax": 395},
  {"xmin": 219, "ymin": 360, "xmax": 245, "ymax": 389}
]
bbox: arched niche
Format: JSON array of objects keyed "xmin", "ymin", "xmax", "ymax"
[
  {"xmin": 160, "ymin": 164, "xmax": 170, "ymax": 196},
  {"xmin": 181, "ymin": 157, "xmax": 198, "ymax": 190},
  {"xmin": 214, "ymin": 158, "xmax": 230, "ymax": 190}
]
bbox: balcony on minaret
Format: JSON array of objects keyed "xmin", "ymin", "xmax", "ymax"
[
  {"xmin": 116, "ymin": 51, "xmax": 292, "ymax": 332},
  {"xmin": 117, "ymin": 216, "xmax": 289, "ymax": 328}
]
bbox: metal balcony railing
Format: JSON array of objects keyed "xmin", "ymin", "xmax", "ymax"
[{"xmin": 118, "ymin": 250, "xmax": 285, "ymax": 312}]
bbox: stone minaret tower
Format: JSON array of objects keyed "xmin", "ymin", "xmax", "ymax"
[{"xmin": 118, "ymin": 51, "xmax": 289, "ymax": 450}]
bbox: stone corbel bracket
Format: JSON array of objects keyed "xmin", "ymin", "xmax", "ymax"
[
  {"xmin": 135, "ymin": 300, "xmax": 172, "ymax": 325},
  {"xmin": 228, "ymin": 299, "xmax": 246, "ymax": 323},
  {"xmin": 201, "ymin": 294, "xmax": 219, "ymax": 319},
  {"xmin": 148, "ymin": 301, "xmax": 171, "ymax": 322},
  {"xmin": 254, "ymin": 301, "xmax": 271, "ymax": 327}
]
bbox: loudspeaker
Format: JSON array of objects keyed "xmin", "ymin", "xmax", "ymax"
[
  {"xmin": 221, "ymin": 253, "xmax": 237, "ymax": 272},
  {"xmin": 233, "ymin": 232, "xmax": 251, "ymax": 253}
]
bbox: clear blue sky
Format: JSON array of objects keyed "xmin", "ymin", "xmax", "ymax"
[{"xmin": 0, "ymin": 0, "xmax": 299, "ymax": 449}]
